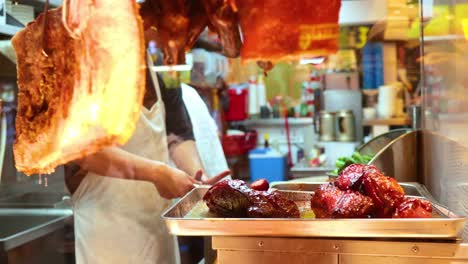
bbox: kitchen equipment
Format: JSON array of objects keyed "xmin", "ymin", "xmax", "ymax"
[
  {"xmin": 409, "ymin": 104, "xmax": 422, "ymax": 129},
  {"xmin": 249, "ymin": 148, "xmax": 287, "ymax": 182},
  {"xmin": 163, "ymin": 187, "xmax": 466, "ymax": 240},
  {"xmin": 324, "ymin": 72, "xmax": 359, "ymax": 91},
  {"xmin": 0, "ymin": 208, "xmax": 72, "ymax": 259},
  {"xmin": 369, "ymin": 130, "xmax": 419, "ymax": 183},
  {"xmin": 319, "ymin": 111, "xmax": 335, "ymax": 141},
  {"xmin": 335, "ymin": 110, "xmax": 356, "ymax": 142},
  {"xmin": 290, "ymin": 159, "xmax": 334, "ymax": 179},
  {"xmin": 377, "ymin": 84, "xmax": 398, "ymax": 118},
  {"xmin": 323, "ymin": 90, "xmax": 363, "ymax": 142},
  {"xmin": 221, "ymin": 131, "xmax": 258, "ymax": 157},
  {"xmin": 357, "ymin": 128, "xmax": 411, "ymax": 156}
]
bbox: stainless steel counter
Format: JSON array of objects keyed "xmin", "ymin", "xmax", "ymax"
[
  {"xmin": 290, "ymin": 159, "xmax": 333, "ymax": 179},
  {"xmin": 0, "ymin": 186, "xmax": 73, "ymax": 262},
  {"xmin": 213, "ymin": 237, "xmax": 468, "ymax": 264},
  {"xmin": 0, "ymin": 208, "xmax": 72, "ymax": 252}
]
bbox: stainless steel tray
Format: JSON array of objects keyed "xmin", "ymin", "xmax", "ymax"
[{"xmin": 163, "ymin": 187, "xmax": 467, "ymax": 240}]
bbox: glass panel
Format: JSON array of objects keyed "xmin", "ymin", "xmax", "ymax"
[{"xmin": 421, "ymin": 0, "xmax": 468, "ymax": 240}]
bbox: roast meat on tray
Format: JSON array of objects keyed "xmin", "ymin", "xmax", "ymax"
[
  {"xmin": 311, "ymin": 164, "xmax": 432, "ymax": 218},
  {"xmin": 311, "ymin": 183, "xmax": 375, "ymax": 218},
  {"xmin": 203, "ymin": 179, "xmax": 300, "ymax": 218}
]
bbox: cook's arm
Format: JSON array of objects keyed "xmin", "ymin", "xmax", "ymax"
[
  {"xmin": 71, "ymin": 146, "xmax": 198, "ymax": 198},
  {"xmin": 75, "ymin": 146, "xmax": 167, "ymax": 182},
  {"xmin": 169, "ymin": 139, "xmax": 206, "ymax": 179}
]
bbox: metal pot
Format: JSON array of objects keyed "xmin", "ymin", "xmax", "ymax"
[
  {"xmin": 335, "ymin": 110, "xmax": 356, "ymax": 142},
  {"xmin": 319, "ymin": 111, "xmax": 335, "ymax": 141}
]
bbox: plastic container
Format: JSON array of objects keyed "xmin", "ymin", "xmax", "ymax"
[
  {"xmin": 249, "ymin": 148, "xmax": 287, "ymax": 182},
  {"xmin": 225, "ymin": 87, "xmax": 248, "ymax": 121}
]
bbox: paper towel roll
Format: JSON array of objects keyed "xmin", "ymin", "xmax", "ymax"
[{"xmin": 377, "ymin": 85, "xmax": 397, "ymax": 118}]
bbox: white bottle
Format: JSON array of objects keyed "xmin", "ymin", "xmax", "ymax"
[
  {"xmin": 257, "ymin": 74, "xmax": 267, "ymax": 110},
  {"xmin": 248, "ymin": 75, "xmax": 259, "ymax": 117}
]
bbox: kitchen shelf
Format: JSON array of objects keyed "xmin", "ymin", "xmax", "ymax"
[
  {"xmin": 438, "ymin": 112, "xmax": 468, "ymax": 122},
  {"xmin": 241, "ymin": 118, "xmax": 314, "ymax": 126},
  {"xmin": 363, "ymin": 117, "xmax": 410, "ymax": 126},
  {"xmin": 422, "ymin": 35, "xmax": 465, "ymax": 42}
]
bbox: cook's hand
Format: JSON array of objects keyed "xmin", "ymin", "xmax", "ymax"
[
  {"xmin": 154, "ymin": 166, "xmax": 201, "ymax": 199},
  {"xmin": 194, "ymin": 170, "xmax": 231, "ymax": 185}
]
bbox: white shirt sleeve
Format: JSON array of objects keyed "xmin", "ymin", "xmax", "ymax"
[{"xmin": 181, "ymin": 84, "xmax": 230, "ymax": 178}]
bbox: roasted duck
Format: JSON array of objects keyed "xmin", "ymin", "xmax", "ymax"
[
  {"xmin": 201, "ymin": 0, "xmax": 241, "ymax": 57},
  {"xmin": 140, "ymin": 0, "xmax": 241, "ymax": 64},
  {"xmin": 12, "ymin": 1, "xmax": 145, "ymax": 175},
  {"xmin": 139, "ymin": 0, "xmax": 209, "ymax": 65},
  {"xmin": 203, "ymin": 179, "xmax": 300, "ymax": 218},
  {"xmin": 312, "ymin": 164, "xmax": 432, "ymax": 218}
]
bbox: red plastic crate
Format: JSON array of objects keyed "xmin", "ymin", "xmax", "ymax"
[{"xmin": 222, "ymin": 131, "xmax": 258, "ymax": 156}]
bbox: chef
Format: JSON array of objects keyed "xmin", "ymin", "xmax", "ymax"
[{"xmin": 64, "ymin": 53, "xmax": 229, "ymax": 264}]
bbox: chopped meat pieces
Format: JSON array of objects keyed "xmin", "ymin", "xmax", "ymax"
[
  {"xmin": 393, "ymin": 198, "xmax": 432, "ymax": 218},
  {"xmin": 335, "ymin": 164, "xmax": 375, "ymax": 191},
  {"xmin": 362, "ymin": 172, "xmax": 405, "ymax": 218},
  {"xmin": 311, "ymin": 183, "xmax": 374, "ymax": 218}
]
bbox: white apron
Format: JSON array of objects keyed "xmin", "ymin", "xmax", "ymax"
[{"xmin": 72, "ymin": 57, "xmax": 179, "ymax": 264}]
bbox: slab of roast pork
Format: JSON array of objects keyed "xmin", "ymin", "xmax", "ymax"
[{"xmin": 12, "ymin": 0, "xmax": 145, "ymax": 175}]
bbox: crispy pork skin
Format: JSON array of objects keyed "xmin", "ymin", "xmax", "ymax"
[
  {"xmin": 237, "ymin": 0, "xmax": 341, "ymax": 62},
  {"xmin": 12, "ymin": 1, "xmax": 145, "ymax": 175}
]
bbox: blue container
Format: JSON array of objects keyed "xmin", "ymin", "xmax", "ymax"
[{"xmin": 249, "ymin": 148, "xmax": 287, "ymax": 182}]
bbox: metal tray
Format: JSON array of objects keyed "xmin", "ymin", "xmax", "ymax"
[{"xmin": 163, "ymin": 187, "xmax": 467, "ymax": 240}]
